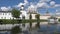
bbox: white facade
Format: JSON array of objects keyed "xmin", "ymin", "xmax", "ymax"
[
  {"xmin": 0, "ymin": 11, "xmax": 37, "ymax": 19},
  {"xmin": 40, "ymin": 15, "xmax": 51, "ymax": 20},
  {"xmin": 0, "ymin": 11, "xmax": 60, "ymax": 20},
  {"xmin": 0, "ymin": 12, "xmax": 13, "ymax": 19}
]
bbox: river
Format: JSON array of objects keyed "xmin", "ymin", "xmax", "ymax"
[{"xmin": 0, "ymin": 24, "xmax": 60, "ymax": 34}]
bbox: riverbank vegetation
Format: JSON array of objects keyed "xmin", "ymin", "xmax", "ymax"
[{"xmin": 0, "ymin": 19, "xmax": 48, "ymax": 24}]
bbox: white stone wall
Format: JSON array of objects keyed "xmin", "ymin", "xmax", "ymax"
[
  {"xmin": 0, "ymin": 13, "xmax": 13, "ymax": 19},
  {"xmin": 40, "ymin": 16, "xmax": 50, "ymax": 20},
  {"xmin": 32, "ymin": 14, "xmax": 36, "ymax": 19},
  {"xmin": 0, "ymin": 12, "xmax": 37, "ymax": 19},
  {"xmin": 0, "ymin": 12, "xmax": 60, "ymax": 20}
]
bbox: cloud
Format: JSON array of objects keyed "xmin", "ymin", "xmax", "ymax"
[
  {"xmin": 15, "ymin": 0, "xmax": 51, "ymax": 9},
  {"xmin": 24, "ymin": 0, "xmax": 28, "ymax": 5},
  {"xmin": 40, "ymin": 0, "xmax": 51, "ymax": 2},
  {"xmin": 15, "ymin": 0, "xmax": 28, "ymax": 7},
  {"xmin": 27, "ymin": 0, "xmax": 51, "ymax": 13},
  {"xmin": 54, "ymin": 4, "xmax": 60, "ymax": 7},
  {"xmin": 14, "ymin": 0, "xmax": 60, "ymax": 14},
  {"xmin": 1, "ymin": 6, "xmax": 12, "ymax": 11},
  {"xmin": 16, "ymin": 3, "xmax": 24, "ymax": 7},
  {"xmin": 37, "ymin": 2, "xmax": 49, "ymax": 8},
  {"xmin": 50, "ymin": 1, "xmax": 56, "ymax": 6}
]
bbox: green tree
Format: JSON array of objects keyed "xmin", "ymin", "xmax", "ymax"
[
  {"xmin": 35, "ymin": 14, "xmax": 40, "ymax": 28},
  {"xmin": 29, "ymin": 14, "xmax": 32, "ymax": 29},
  {"xmin": 11, "ymin": 8, "xmax": 21, "ymax": 23},
  {"xmin": 11, "ymin": 26, "xmax": 22, "ymax": 34},
  {"xmin": 11, "ymin": 8, "xmax": 20, "ymax": 19}
]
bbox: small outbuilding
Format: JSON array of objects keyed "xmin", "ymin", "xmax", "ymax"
[{"xmin": 48, "ymin": 16, "xmax": 58, "ymax": 24}]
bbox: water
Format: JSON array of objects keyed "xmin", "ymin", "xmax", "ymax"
[
  {"xmin": 38, "ymin": 24, "xmax": 60, "ymax": 34},
  {"xmin": 1, "ymin": 24, "xmax": 60, "ymax": 34},
  {"xmin": 0, "ymin": 31, "xmax": 10, "ymax": 34},
  {"xmin": 40, "ymin": 24, "xmax": 57, "ymax": 32},
  {"xmin": 40, "ymin": 24, "xmax": 60, "ymax": 32}
]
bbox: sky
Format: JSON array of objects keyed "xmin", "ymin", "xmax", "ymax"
[
  {"xmin": 0, "ymin": 0, "xmax": 60, "ymax": 6},
  {"xmin": 0, "ymin": 0, "xmax": 60, "ymax": 15}
]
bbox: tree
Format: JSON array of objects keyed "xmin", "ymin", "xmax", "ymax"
[
  {"xmin": 0, "ymin": 20, "xmax": 3, "ymax": 24},
  {"xmin": 11, "ymin": 8, "xmax": 20, "ymax": 19},
  {"xmin": 35, "ymin": 14, "xmax": 40, "ymax": 28},
  {"xmin": 29, "ymin": 14, "xmax": 32, "ymax": 29},
  {"xmin": 11, "ymin": 26, "xmax": 22, "ymax": 34},
  {"xmin": 11, "ymin": 8, "xmax": 21, "ymax": 23}
]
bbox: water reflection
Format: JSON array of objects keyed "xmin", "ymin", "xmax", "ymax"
[
  {"xmin": 1, "ymin": 24, "xmax": 60, "ymax": 34},
  {"xmin": 38, "ymin": 24, "xmax": 60, "ymax": 34},
  {"xmin": 0, "ymin": 31, "xmax": 10, "ymax": 34},
  {"xmin": 40, "ymin": 24, "xmax": 57, "ymax": 32}
]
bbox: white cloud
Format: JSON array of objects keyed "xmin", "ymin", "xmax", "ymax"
[
  {"xmin": 54, "ymin": 4, "xmax": 60, "ymax": 7},
  {"xmin": 15, "ymin": 0, "xmax": 51, "ymax": 9},
  {"xmin": 1, "ymin": 6, "xmax": 12, "ymax": 11},
  {"xmin": 49, "ymin": 4, "xmax": 60, "ymax": 8},
  {"xmin": 16, "ymin": 0, "xmax": 28, "ymax": 7},
  {"xmin": 14, "ymin": 0, "xmax": 60, "ymax": 14},
  {"xmin": 16, "ymin": 3, "xmax": 24, "ymax": 7},
  {"xmin": 36, "ymin": 2, "xmax": 49, "ymax": 8},
  {"xmin": 50, "ymin": 1, "xmax": 55, "ymax": 6},
  {"xmin": 40, "ymin": 0, "xmax": 51, "ymax": 2},
  {"xmin": 27, "ymin": 0, "xmax": 51, "ymax": 13},
  {"xmin": 24, "ymin": 0, "xmax": 28, "ymax": 5},
  {"xmin": 50, "ymin": 1, "xmax": 60, "ymax": 8}
]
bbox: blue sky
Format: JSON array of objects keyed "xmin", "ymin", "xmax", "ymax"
[
  {"xmin": 0, "ymin": 0, "xmax": 39, "ymax": 7},
  {"xmin": 0, "ymin": 0, "xmax": 60, "ymax": 6},
  {"xmin": 0, "ymin": 0, "xmax": 60, "ymax": 14}
]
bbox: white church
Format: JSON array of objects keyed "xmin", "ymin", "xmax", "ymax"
[{"xmin": 0, "ymin": 5, "xmax": 37, "ymax": 20}]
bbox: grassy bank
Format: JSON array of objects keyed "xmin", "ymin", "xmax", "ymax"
[{"xmin": 0, "ymin": 19, "xmax": 48, "ymax": 24}]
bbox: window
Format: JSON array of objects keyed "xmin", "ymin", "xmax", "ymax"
[
  {"xmin": 3, "ymin": 13, "xmax": 4, "ymax": 15},
  {"xmin": 1, "ymin": 17, "xmax": 3, "ymax": 19},
  {"xmin": 9, "ymin": 13, "xmax": 11, "ymax": 15},
  {"xmin": 2, "ymin": 13, "xmax": 7, "ymax": 15},
  {"xmin": 4, "ymin": 17, "xmax": 6, "ymax": 19},
  {"xmin": 13, "ymin": 18, "xmax": 14, "ymax": 19},
  {"xmin": 5, "ymin": 13, "xmax": 7, "ymax": 15},
  {"xmin": 10, "ymin": 18, "xmax": 11, "ymax": 19}
]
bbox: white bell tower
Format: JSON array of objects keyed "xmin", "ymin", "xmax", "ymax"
[{"xmin": 20, "ymin": 4, "xmax": 27, "ymax": 19}]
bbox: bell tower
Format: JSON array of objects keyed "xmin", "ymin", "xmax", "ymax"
[{"xmin": 20, "ymin": 5, "xmax": 24, "ymax": 10}]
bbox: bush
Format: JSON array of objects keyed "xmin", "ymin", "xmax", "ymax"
[
  {"xmin": 0, "ymin": 19, "xmax": 48, "ymax": 24},
  {"xmin": 0, "ymin": 19, "xmax": 19, "ymax": 24}
]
